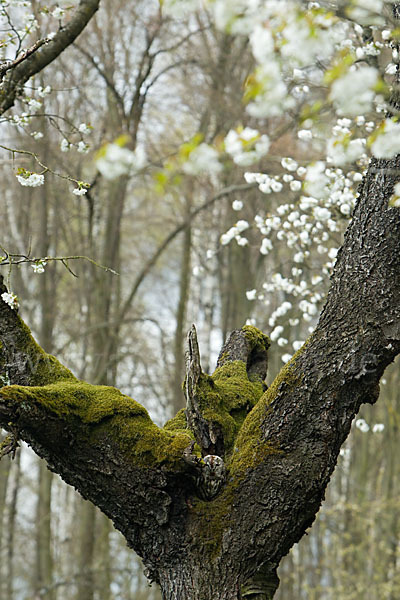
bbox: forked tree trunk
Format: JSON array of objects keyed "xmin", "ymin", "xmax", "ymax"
[{"xmin": 0, "ymin": 152, "xmax": 399, "ymax": 600}]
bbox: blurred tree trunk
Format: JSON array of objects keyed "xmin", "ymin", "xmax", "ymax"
[
  {"xmin": 220, "ymin": 240, "xmax": 253, "ymax": 339},
  {"xmin": 6, "ymin": 451, "xmax": 21, "ymax": 600},
  {"xmin": 172, "ymin": 199, "xmax": 192, "ymax": 415},
  {"xmin": 34, "ymin": 115, "xmax": 57, "ymax": 600},
  {"xmin": 77, "ymin": 499, "xmax": 96, "ymax": 600},
  {"xmin": 35, "ymin": 463, "xmax": 54, "ymax": 600},
  {"xmin": 97, "ymin": 513, "xmax": 112, "ymax": 600},
  {"xmin": 0, "ymin": 437, "xmax": 11, "ymax": 599}
]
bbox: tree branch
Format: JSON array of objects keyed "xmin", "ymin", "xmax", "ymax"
[
  {"xmin": 183, "ymin": 325, "xmax": 270, "ymax": 458},
  {"xmin": 0, "ymin": 274, "xmax": 194, "ymax": 570},
  {"xmin": 217, "ymin": 154, "xmax": 400, "ymax": 583},
  {"xmin": 0, "ymin": 0, "xmax": 101, "ymax": 116}
]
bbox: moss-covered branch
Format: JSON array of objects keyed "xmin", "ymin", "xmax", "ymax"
[
  {"xmin": 0, "ymin": 277, "xmax": 197, "ymax": 561},
  {"xmin": 183, "ymin": 325, "xmax": 269, "ymax": 458}
]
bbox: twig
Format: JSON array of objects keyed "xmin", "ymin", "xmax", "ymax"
[
  {"xmin": 0, "ymin": 144, "xmax": 89, "ymax": 188},
  {"xmin": 0, "ymin": 37, "xmax": 52, "ymax": 81},
  {"xmin": 0, "ymin": 250, "xmax": 119, "ymax": 276}
]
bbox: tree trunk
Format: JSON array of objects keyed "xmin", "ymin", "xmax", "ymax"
[
  {"xmin": 6, "ymin": 451, "xmax": 21, "ymax": 600},
  {"xmin": 97, "ymin": 513, "xmax": 112, "ymax": 600},
  {"xmin": 35, "ymin": 461, "xmax": 54, "ymax": 600},
  {"xmin": 34, "ymin": 110, "xmax": 56, "ymax": 600},
  {"xmin": 77, "ymin": 499, "xmax": 96, "ymax": 600},
  {"xmin": 172, "ymin": 201, "xmax": 192, "ymax": 415},
  {"xmin": 0, "ymin": 437, "xmax": 11, "ymax": 599}
]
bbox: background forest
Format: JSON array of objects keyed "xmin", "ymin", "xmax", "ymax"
[{"xmin": 0, "ymin": 1, "xmax": 399, "ymax": 599}]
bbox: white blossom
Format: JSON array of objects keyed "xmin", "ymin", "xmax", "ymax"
[
  {"xmin": 313, "ymin": 207, "xmax": 331, "ymax": 221},
  {"xmin": 292, "ymin": 340, "xmax": 305, "ymax": 351},
  {"xmin": 371, "ymin": 119, "xmax": 400, "ymax": 158},
  {"xmin": 346, "ymin": 0, "xmax": 384, "ymax": 26},
  {"xmin": 236, "ymin": 236, "xmax": 249, "ymax": 246},
  {"xmin": 294, "ymin": 251, "xmax": 305, "ymax": 263},
  {"xmin": 327, "ymin": 136, "xmax": 365, "ymax": 166},
  {"xmin": 372, "ymin": 423, "xmax": 385, "ymax": 433},
  {"xmin": 246, "ymin": 289, "xmax": 257, "ymax": 300},
  {"xmin": 77, "ymin": 141, "xmax": 89, "ymax": 154},
  {"xmin": 281, "ymin": 157, "xmax": 298, "ymax": 172},
  {"xmin": 61, "ymin": 139, "xmax": 70, "ymax": 152},
  {"xmin": 32, "ymin": 263, "xmax": 45, "ymax": 273},
  {"xmin": 28, "ymin": 99, "xmax": 41, "ymax": 113},
  {"xmin": 78, "ymin": 123, "xmax": 91, "ymax": 134},
  {"xmin": 298, "ymin": 129, "xmax": 312, "ymax": 141},
  {"xmin": 355, "ymin": 418, "xmax": 370, "ymax": 433},
  {"xmin": 37, "ymin": 86, "xmax": 51, "ymax": 97},
  {"xmin": 260, "ymin": 238, "xmax": 272, "ymax": 255},
  {"xmin": 270, "ymin": 325, "xmax": 284, "ymax": 342},
  {"xmin": 225, "ymin": 128, "xmax": 270, "ymax": 165},
  {"xmin": 330, "ymin": 66, "xmax": 379, "ymax": 116},
  {"xmin": 16, "ymin": 172, "xmax": 44, "ymax": 187},
  {"xmin": 1, "ymin": 292, "xmax": 19, "ymax": 309},
  {"xmin": 232, "ymin": 200, "xmax": 243, "ymax": 211},
  {"xmin": 281, "ymin": 353, "xmax": 293, "ymax": 363},
  {"xmin": 96, "ymin": 143, "xmax": 147, "ymax": 179},
  {"xmin": 220, "ymin": 233, "xmax": 232, "ymax": 245},
  {"xmin": 183, "ymin": 143, "xmax": 222, "ymax": 175},
  {"xmin": 386, "ymin": 63, "xmax": 397, "ymax": 75},
  {"xmin": 246, "ymin": 63, "xmax": 294, "ymax": 118},
  {"xmin": 73, "ymin": 187, "xmax": 88, "ymax": 196},
  {"xmin": 52, "ymin": 6, "xmax": 65, "ymax": 18},
  {"xmin": 236, "ymin": 219, "xmax": 249, "ymax": 233}
]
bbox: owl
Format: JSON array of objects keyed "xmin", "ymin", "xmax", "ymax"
[{"xmin": 196, "ymin": 455, "xmax": 226, "ymax": 501}]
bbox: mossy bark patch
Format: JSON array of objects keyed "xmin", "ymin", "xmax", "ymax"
[
  {"xmin": 228, "ymin": 359, "xmax": 302, "ymax": 478},
  {"xmin": 242, "ymin": 325, "xmax": 271, "ymax": 352},
  {"xmin": 0, "ymin": 381, "xmax": 192, "ymax": 469},
  {"xmin": 192, "ymin": 361, "xmax": 265, "ymax": 452}
]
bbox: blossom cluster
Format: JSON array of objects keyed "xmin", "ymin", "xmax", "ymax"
[
  {"xmin": 96, "ymin": 143, "xmax": 147, "ymax": 180},
  {"xmin": 224, "ymin": 127, "xmax": 270, "ymax": 167},
  {"xmin": 15, "ymin": 170, "xmax": 45, "ymax": 187},
  {"xmin": 355, "ymin": 418, "xmax": 385, "ymax": 434},
  {"xmin": 1, "ymin": 291, "xmax": 19, "ymax": 309},
  {"xmin": 31, "ymin": 260, "xmax": 47, "ymax": 274},
  {"xmin": 219, "ymin": 154, "xmax": 361, "ymax": 361}
]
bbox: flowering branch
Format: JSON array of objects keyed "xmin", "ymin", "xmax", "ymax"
[
  {"xmin": 0, "ymin": 0, "xmax": 101, "ymax": 116},
  {"xmin": 0, "ymin": 144, "xmax": 90, "ymax": 191},
  {"xmin": 0, "ymin": 247, "xmax": 118, "ymax": 307},
  {"xmin": 0, "ymin": 37, "xmax": 53, "ymax": 81}
]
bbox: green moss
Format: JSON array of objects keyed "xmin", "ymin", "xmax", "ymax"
[
  {"xmin": 15, "ymin": 317, "xmax": 76, "ymax": 386},
  {"xmin": 228, "ymin": 358, "xmax": 302, "ymax": 478},
  {"xmin": 187, "ymin": 333, "xmax": 309, "ymax": 558},
  {"xmin": 242, "ymin": 325, "xmax": 271, "ymax": 352},
  {"xmin": 193, "ymin": 362, "xmax": 265, "ymax": 452},
  {"xmin": 0, "ymin": 381, "xmax": 192, "ymax": 470},
  {"xmin": 1, "ymin": 381, "xmax": 148, "ymax": 422},
  {"xmin": 189, "ymin": 483, "xmax": 236, "ymax": 558},
  {"xmin": 164, "ymin": 408, "xmax": 188, "ymax": 432}
]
